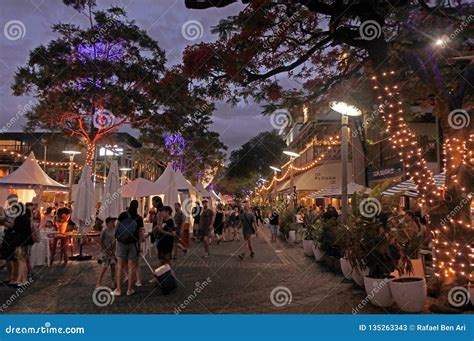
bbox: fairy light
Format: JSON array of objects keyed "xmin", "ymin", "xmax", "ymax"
[{"xmin": 257, "ymin": 134, "xmax": 341, "ymax": 193}]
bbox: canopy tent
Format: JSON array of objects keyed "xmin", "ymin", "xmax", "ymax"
[
  {"xmin": 276, "ymin": 179, "xmax": 291, "ymax": 193},
  {"xmin": 174, "ymin": 169, "xmax": 195, "ymax": 192},
  {"xmin": 72, "ymin": 165, "xmax": 96, "ymax": 233},
  {"xmin": 98, "ymin": 160, "xmax": 122, "ymax": 220},
  {"xmin": 195, "ymin": 183, "xmax": 210, "ymax": 198},
  {"xmin": 210, "ymin": 189, "xmax": 221, "ymax": 202},
  {"xmin": 381, "ymin": 173, "xmax": 446, "ymax": 198},
  {"xmin": 307, "ymin": 182, "xmax": 370, "ymax": 199},
  {"xmin": 0, "ymin": 152, "xmax": 67, "ymax": 191},
  {"xmin": 121, "ymin": 178, "xmax": 155, "ymax": 198},
  {"xmin": 152, "ymin": 164, "xmax": 179, "ymax": 206}
]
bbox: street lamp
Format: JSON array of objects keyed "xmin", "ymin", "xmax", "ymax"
[
  {"xmin": 119, "ymin": 167, "xmax": 132, "ymax": 186},
  {"xmin": 283, "ymin": 149, "xmax": 299, "ymax": 209},
  {"xmin": 329, "ymin": 101, "xmax": 362, "ymax": 225},
  {"xmin": 62, "ymin": 150, "xmax": 81, "ymax": 202}
]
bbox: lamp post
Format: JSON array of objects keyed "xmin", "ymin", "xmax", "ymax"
[
  {"xmin": 119, "ymin": 167, "xmax": 132, "ymax": 186},
  {"xmin": 329, "ymin": 101, "xmax": 362, "ymax": 225},
  {"xmin": 269, "ymin": 166, "xmax": 281, "ymax": 202},
  {"xmin": 62, "ymin": 150, "xmax": 81, "ymax": 202},
  {"xmin": 283, "ymin": 150, "xmax": 299, "ymax": 210}
]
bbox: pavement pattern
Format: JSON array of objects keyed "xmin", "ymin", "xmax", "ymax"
[{"xmin": 0, "ymin": 226, "xmax": 393, "ymax": 314}]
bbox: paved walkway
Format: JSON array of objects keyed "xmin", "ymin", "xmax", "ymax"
[{"xmin": 0, "ymin": 227, "xmax": 387, "ymax": 314}]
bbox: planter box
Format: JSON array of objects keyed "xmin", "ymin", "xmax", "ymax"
[
  {"xmin": 340, "ymin": 258, "xmax": 352, "ymax": 280},
  {"xmin": 364, "ymin": 276, "xmax": 393, "ymax": 307},
  {"xmin": 390, "ymin": 277, "xmax": 426, "ymax": 313},
  {"xmin": 302, "ymin": 240, "xmax": 314, "ymax": 257},
  {"xmin": 312, "ymin": 243, "xmax": 325, "ymax": 262}
]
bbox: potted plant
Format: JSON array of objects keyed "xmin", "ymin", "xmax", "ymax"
[
  {"xmin": 319, "ymin": 220, "xmax": 343, "ymax": 273},
  {"xmin": 361, "ymin": 216, "xmax": 401, "ymax": 307},
  {"xmin": 390, "ymin": 231, "xmax": 426, "ymax": 312},
  {"xmin": 302, "ymin": 212, "xmax": 320, "ymax": 257},
  {"xmin": 278, "ymin": 208, "xmax": 295, "ymax": 241},
  {"xmin": 311, "ymin": 220, "xmax": 325, "ymax": 262}
]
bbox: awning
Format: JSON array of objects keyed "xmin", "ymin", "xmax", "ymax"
[{"xmin": 307, "ymin": 182, "xmax": 369, "ymax": 198}]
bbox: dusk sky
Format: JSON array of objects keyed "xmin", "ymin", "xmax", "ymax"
[{"xmin": 0, "ymin": 0, "xmax": 274, "ymax": 155}]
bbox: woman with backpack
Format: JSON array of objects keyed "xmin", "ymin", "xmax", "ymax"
[{"xmin": 113, "ymin": 200, "xmax": 144, "ymax": 296}]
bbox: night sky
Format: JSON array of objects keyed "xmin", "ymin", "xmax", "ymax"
[{"xmin": 0, "ymin": 0, "xmax": 273, "ymax": 154}]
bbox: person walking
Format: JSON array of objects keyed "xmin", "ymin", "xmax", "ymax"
[
  {"xmin": 157, "ymin": 206, "xmax": 176, "ymax": 265},
  {"xmin": 191, "ymin": 202, "xmax": 201, "ymax": 242},
  {"xmin": 213, "ymin": 204, "xmax": 225, "ymax": 244},
  {"xmin": 268, "ymin": 208, "xmax": 279, "ymax": 243},
  {"xmin": 172, "ymin": 203, "xmax": 187, "ymax": 259},
  {"xmin": 226, "ymin": 206, "xmax": 239, "ymax": 241},
  {"xmin": 113, "ymin": 200, "xmax": 144, "ymax": 296},
  {"xmin": 199, "ymin": 200, "xmax": 214, "ymax": 258},
  {"xmin": 238, "ymin": 203, "xmax": 257, "ymax": 260}
]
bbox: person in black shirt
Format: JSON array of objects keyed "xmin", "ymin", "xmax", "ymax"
[
  {"xmin": 269, "ymin": 208, "xmax": 279, "ymax": 243},
  {"xmin": 191, "ymin": 202, "xmax": 201, "ymax": 242},
  {"xmin": 157, "ymin": 206, "xmax": 175, "ymax": 265}
]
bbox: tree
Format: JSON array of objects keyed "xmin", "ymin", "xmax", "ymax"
[
  {"xmin": 12, "ymin": 2, "xmax": 168, "ymax": 166},
  {"xmin": 184, "ymin": 0, "xmax": 473, "ymax": 284},
  {"xmin": 217, "ymin": 131, "xmax": 286, "ymax": 196}
]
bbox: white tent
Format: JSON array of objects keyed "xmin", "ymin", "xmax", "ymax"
[
  {"xmin": 0, "ymin": 152, "xmax": 67, "ymax": 191},
  {"xmin": 121, "ymin": 178, "xmax": 155, "ymax": 198},
  {"xmin": 195, "ymin": 183, "xmax": 210, "ymax": 198},
  {"xmin": 72, "ymin": 165, "xmax": 96, "ymax": 233},
  {"xmin": 98, "ymin": 160, "xmax": 122, "ymax": 220},
  {"xmin": 152, "ymin": 164, "xmax": 179, "ymax": 206},
  {"xmin": 175, "ymin": 169, "xmax": 195, "ymax": 192},
  {"xmin": 210, "ymin": 189, "xmax": 221, "ymax": 202}
]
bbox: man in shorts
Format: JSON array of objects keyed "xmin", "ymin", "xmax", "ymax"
[
  {"xmin": 198, "ymin": 200, "xmax": 214, "ymax": 258},
  {"xmin": 172, "ymin": 203, "xmax": 187, "ymax": 259},
  {"xmin": 238, "ymin": 202, "xmax": 257, "ymax": 260}
]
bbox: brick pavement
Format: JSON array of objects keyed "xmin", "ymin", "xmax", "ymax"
[{"xmin": 0, "ymin": 226, "xmax": 388, "ymax": 314}]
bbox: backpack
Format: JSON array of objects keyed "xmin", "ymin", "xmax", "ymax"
[{"xmin": 116, "ymin": 212, "xmax": 138, "ymax": 244}]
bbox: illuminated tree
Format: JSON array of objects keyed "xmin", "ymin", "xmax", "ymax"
[
  {"xmin": 184, "ymin": 0, "xmax": 473, "ymax": 284},
  {"xmin": 12, "ymin": 3, "xmax": 167, "ymax": 166}
]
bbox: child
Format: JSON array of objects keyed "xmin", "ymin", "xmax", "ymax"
[
  {"xmin": 96, "ymin": 217, "xmax": 117, "ymax": 288},
  {"xmin": 157, "ymin": 206, "xmax": 176, "ymax": 265}
]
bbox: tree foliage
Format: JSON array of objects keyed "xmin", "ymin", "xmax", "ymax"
[{"xmin": 217, "ymin": 131, "xmax": 286, "ymax": 195}]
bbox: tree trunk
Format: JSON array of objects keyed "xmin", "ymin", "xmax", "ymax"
[{"xmin": 85, "ymin": 142, "xmax": 96, "ymax": 169}]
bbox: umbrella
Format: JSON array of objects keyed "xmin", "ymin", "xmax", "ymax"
[
  {"xmin": 382, "ymin": 180, "xmax": 418, "ymax": 198},
  {"xmin": 98, "ymin": 160, "xmax": 122, "ymax": 220},
  {"xmin": 121, "ymin": 178, "xmax": 155, "ymax": 198},
  {"xmin": 70, "ymin": 164, "xmax": 96, "ymax": 261}
]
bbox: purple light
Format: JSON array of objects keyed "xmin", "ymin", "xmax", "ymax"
[
  {"xmin": 76, "ymin": 41, "xmax": 125, "ymax": 63},
  {"xmin": 163, "ymin": 132, "xmax": 186, "ymax": 156}
]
